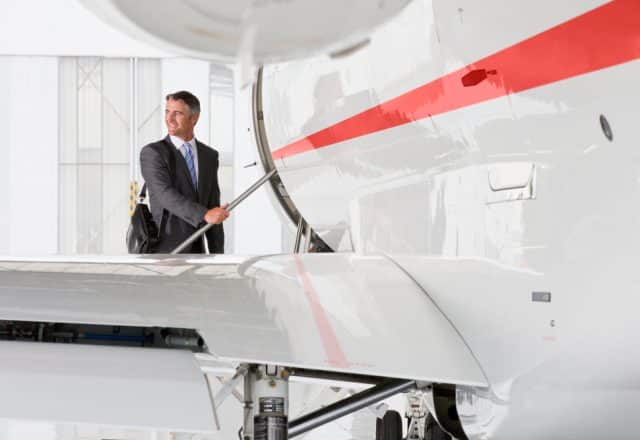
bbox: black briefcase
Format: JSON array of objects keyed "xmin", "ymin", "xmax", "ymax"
[{"xmin": 126, "ymin": 184, "xmax": 159, "ymax": 253}]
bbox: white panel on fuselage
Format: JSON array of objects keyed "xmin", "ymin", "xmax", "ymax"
[
  {"xmin": 259, "ymin": 0, "xmax": 640, "ymax": 437},
  {"xmin": 260, "ymin": 0, "xmax": 615, "ymax": 254}
]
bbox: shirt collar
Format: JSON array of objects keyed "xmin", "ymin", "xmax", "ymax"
[{"xmin": 169, "ymin": 135, "xmax": 196, "ymax": 151}]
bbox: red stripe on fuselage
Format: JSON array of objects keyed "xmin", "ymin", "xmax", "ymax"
[{"xmin": 272, "ymin": 0, "xmax": 640, "ymax": 160}]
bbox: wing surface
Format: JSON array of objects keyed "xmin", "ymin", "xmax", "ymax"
[{"xmin": 0, "ymin": 253, "xmax": 486, "ymax": 386}]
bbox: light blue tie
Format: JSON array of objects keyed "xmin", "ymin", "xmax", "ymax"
[{"xmin": 181, "ymin": 143, "xmax": 198, "ymax": 190}]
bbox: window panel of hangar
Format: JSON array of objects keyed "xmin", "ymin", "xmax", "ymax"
[
  {"xmin": 77, "ymin": 164, "xmax": 103, "ymax": 254},
  {"xmin": 102, "ymin": 165, "xmax": 130, "ymax": 254},
  {"xmin": 78, "ymin": 57, "xmax": 103, "ymax": 163},
  {"xmin": 59, "ymin": 58, "xmax": 78, "ymax": 164},
  {"xmin": 58, "ymin": 165, "xmax": 77, "ymax": 254},
  {"xmin": 58, "ymin": 57, "xmax": 162, "ymax": 254},
  {"xmin": 136, "ymin": 59, "xmax": 163, "ymax": 156},
  {"xmin": 102, "ymin": 59, "xmax": 131, "ymax": 165}
]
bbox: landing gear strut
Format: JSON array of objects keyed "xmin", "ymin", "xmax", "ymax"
[
  {"xmin": 404, "ymin": 390, "xmax": 452, "ymax": 440},
  {"xmin": 238, "ymin": 364, "xmax": 415, "ymax": 440},
  {"xmin": 242, "ymin": 365, "xmax": 290, "ymax": 440}
]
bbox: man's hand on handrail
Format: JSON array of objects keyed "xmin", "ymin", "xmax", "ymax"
[{"xmin": 204, "ymin": 203, "xmax": 229, "ymax": 224}]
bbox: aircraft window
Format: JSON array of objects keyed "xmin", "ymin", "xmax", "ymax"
[{"xmin": 600, "ymin": 114, "xmax": 613, "ymax": 142}]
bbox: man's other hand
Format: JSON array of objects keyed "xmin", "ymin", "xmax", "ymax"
[{"xmin": 204, "ymin": 204, "xmax": 229, "ymax": 224}]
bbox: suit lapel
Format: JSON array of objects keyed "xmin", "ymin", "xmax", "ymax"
[{"xmin": 196, "ymin": 141, "xmax": 211, "ymax": 205}]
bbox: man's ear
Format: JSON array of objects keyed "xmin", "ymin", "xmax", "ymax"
[{"xmin": 191, "ymin": 112, "xmax": 200, "ymax": 125}]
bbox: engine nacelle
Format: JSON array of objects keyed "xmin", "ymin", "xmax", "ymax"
[{"xmin": 79, "ymin": 0, "xmax": 410, "ymax": 63}]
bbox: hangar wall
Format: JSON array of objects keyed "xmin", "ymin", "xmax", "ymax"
[
  {"xmin": 0, "ymin": 57, "xmax": 58, "ymax": 255},
  {"xmin": 0, "ymin": 1, "xmax": 288, "ymax": 256}
]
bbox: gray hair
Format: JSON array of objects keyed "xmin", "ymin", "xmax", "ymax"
[{"xmin": 166, "ymin": 90, "xmax": 200, "ymax": 115}]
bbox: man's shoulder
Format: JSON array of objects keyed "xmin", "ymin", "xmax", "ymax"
[
  {"xmin": 196, "ymin": 141, "xmax": 219, "ymax": 159},
  {"xmin": 143, "ymin": 137, "xmax": 172, "ymax": 153},
  {"xmin": 141, "ymin": 138, "xmax": 175, "ymax": 161}
]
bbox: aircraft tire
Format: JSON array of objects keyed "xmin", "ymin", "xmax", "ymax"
[
  {"xmin": 424, "ymin": 414, "xmax": 452, "ymax": 440},
  {"xmin": 375, "ymin": 410, "xmax": 403, "ymax": 440}
]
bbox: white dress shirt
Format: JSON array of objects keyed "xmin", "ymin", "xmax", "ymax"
[{"xmin": 169, "ymin": 135, "xmax": 199, "ymax": 180}]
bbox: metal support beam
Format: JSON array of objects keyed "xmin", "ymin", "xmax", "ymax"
[
  {"xmin": 242, "ymin": 366, "xmax": 254, "ymax": 440},
  {"xmin": 303, "ymin": 224, "xmax": 312, "ymax": 252},
  {"xmin": 293, "ymin": 217, "xmax": 304, "ymax": 253},
  {"xmin": 288, "ymin": 367, "xmax": 387, "ymax": 385},
  {"xmin": 288, "ymin": 379, "xmax": 416, "ymax": 438}
]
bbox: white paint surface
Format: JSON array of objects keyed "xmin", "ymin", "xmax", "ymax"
[
  {"xmin": 232, "ymin": 83, "xmax": 283, "ymax": 254},
  {"xmin": 0, "ymin": 1, "xmax": 171, "ymax": 57},
  {"xmin": 160, "ymin": 58, "xmax": 211, "ymax": 146},
  {"xmin": 0, "ymin": 57, "xmax": 58, "ymax": 255}
]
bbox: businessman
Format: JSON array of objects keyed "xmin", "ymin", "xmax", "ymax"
[{"xmin": 140, "ymin": 91, "xmax": 228, "ymax": 253}]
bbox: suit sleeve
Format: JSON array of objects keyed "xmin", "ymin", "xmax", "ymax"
[
  {"xmin": 206, "ymin": 153, "xmax": 225, "ymax": 253},
  {"xmin": 140, "ymin": 145, "xmax": 207, "ymax": 228}
]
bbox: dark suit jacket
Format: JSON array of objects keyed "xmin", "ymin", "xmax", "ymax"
[{"xmin": 140, "ymin": 136, "xmax": 224, "ymax": 254}]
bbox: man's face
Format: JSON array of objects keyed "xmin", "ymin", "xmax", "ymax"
[{"xmin": 165, "ymin": 98, "xmax": 198, "ymax": 139}]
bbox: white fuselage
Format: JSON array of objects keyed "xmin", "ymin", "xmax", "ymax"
[
  {"xmin": 1, "ymin": 1, "xmax": 638, "ymax": 438},
  {"xmin": 259, "ymin": 0, "xmax": 640, "ymax": 437}
]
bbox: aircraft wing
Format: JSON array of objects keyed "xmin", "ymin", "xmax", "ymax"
[
  {"xmin": 0, "ymin": 340, "xmax": 217, "ymax": 432},
  {"xmin": 0, "ymin": 253, "xmax": 487, "ymax": 385}
]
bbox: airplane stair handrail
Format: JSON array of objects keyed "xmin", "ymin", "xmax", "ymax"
[{"xmin": 171, "ymin": 169, "xmax": 277, "ymax": 254}]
